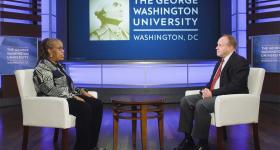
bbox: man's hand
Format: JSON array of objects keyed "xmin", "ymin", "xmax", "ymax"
[
  {"xmin": 201, "ymin": 88, "xmax": 212, "ymax": 99},
  {"xmin": 73, "ymin": 95, "xmax": 85, "ymax": 102}
]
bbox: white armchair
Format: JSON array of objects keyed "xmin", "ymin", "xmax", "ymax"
[
  {"xmin": 15, "ymin": 69, "xmax": 98, "ymax": 150},
  {"xmin": 185, "ymin": 67, "xmax": 265, "ymax": 150}
]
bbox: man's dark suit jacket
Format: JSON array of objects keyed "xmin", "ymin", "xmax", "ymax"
[{"xmin": 207, "ymin": 52, "xmax": 250, "ymax": 96}]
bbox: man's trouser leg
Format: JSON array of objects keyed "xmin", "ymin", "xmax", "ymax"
[
  {"xmin": 192, "ymin": 97, "xmax": 216, "ymax": 139},
  {"xmin": 178, "ymin": 94, "xmax": 202, "ymax": 133}
]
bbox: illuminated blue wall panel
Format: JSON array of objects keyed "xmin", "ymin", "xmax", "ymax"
[
  {"xmin": 232, "ymin": 15, "xmax": 237, "ymax": 31},
  {"xmin": 41, "ymin": 14, "xmax": 50, "ymax": 31},
  {"xmin": 102, "ymin": 65, "xmax": 146, "ymax": 85},
  {"xmin": 51, "ymin": 0, "xmax": 56, "ymax": 15},
  {"xmin": 188, "ymin": 64, "xmax": 215, "ymax": 84},
  {"xmin": 238, "ymin": 14, "xmax": 246, "ymax": 30},
  {"xmin": 146, "ymin": 64, "xmax": 188, "ymax": 85},
  {"xmin": 65, "ymin": 63, "xmax": 215, "ymax": 88},
  {"xmin": 238, "ymin": 31, "xmax": 247, "ymax": 47},
  {"xmin": 238, "ymin": 0, "xmax": 246, "ymax": 13},
  {"xmin": 232, "ymin": 0, "xmax": 247, "ymax": 58},
  {"xmin": 42, "ymin": 0, "xmax": 50, "ymax": 13},
  {"xmin": 51, "ymin": 16, "xmax": 56, "ymax": 34},
  {"xmin": 41, "ymin": 0, "xmax": 56, "ymax": 39},
  {"xmin": 67, "ymin": 65, "xmax": 102, "ymax": 85}
]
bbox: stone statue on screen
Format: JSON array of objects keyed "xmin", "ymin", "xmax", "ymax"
[{"xmin": 90, "ymin": 0, "xmax": 129, "ymax": 41}]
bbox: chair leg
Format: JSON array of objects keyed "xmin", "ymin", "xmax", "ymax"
[
  {"xmin": 217, "ymin": 127, "xmax": 225, "ymax": 150},
  {"xmin": 113, "ymin": 111, "xmax": 119, "ymax": 150},
  {"xmin": 223, "ymin": 126, "xmax": 227, "ymax": 140},
  {"xmin": 62, "ymin": 129, "xmax": 68, "ymax": 150},
  {"xmin": 132, "ymin": 118, "xmax": 137, "ymax": 147},
  {"xmin": 252, "ymin": 123, "xmax": 260, "ymax": 150},
  {"xmin": 158, "ymin": 110, "xmax": 164, "ymax": 150},
  {"xmin": 140, "ymin": 105, "xmax": 148, "ymax": 150},
  {"xmin": 132, "ymin": 106, "xmax": 137, "ymax": 147},
  {"xmin": 53, "ymin": 128, "xmax": 59, "ymax": 143},
  {"xmin": 22, "ymin": 126, "xmax": 29, "ymax": 150}
]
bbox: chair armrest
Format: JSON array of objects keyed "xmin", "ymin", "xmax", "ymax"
[
  {"xmin": 88, "ymin": 91, "xmax": 98, "ymax": 98},
  {"xmin": 214, "ymin": 94, "xmax": 260, "ymax": 127},
  {"xmin": 21, "ymin": 97, "xmax": 73, "ymax": 128},
  {"xmin": 185, "ymin": 90, "xmax": 200, "ymax": 96}
]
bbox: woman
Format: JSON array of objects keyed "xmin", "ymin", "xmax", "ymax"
[{"xmin": 33, "ymin": 38, "xmax": 104, "ymax": 150}]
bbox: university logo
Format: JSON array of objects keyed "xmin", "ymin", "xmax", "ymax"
[{"xmin": 89, "ymin": 0, "xmax": 130, "ymax": 41}]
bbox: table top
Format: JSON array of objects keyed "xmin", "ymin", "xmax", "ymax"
[{"xmin": 111, "ymin": 94, "xmax": 165, "ymax": 105}]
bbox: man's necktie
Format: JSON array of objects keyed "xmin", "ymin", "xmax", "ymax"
[{"xmin": 210, "ymin": 59, "xmax": 224, "ymax": 91}]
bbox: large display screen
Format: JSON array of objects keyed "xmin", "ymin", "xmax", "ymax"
[
  {"xmin": 252, "ymin": 34, "xmax": 280, "ymax": 73},
  {"xmin": 68, "ymin": 0, "xmax": 220, "ymax": 60},
  {"xmin": 0, "ymin": 36, "xmax": 37, "ymax": 75}
]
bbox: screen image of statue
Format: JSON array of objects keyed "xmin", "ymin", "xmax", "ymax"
[{"xmin": 90, "ymin": 0, "xmax": 129, "ymax": 41}]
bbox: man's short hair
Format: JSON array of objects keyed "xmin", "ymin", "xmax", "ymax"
[{"xmin": 222, "ymin": 34, "xmax": 237, "ymax": 49}]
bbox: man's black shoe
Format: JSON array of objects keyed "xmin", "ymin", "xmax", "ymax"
[
  {"xmin": 194, "ymin": 145, "xmax": 208, "ymax": 150},
  {"xmin": 174, "ymin": 138, "xmax": 195, "ymax": 150}
]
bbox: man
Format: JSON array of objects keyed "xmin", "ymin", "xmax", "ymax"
[
  {"xmin": 174, "ymin": 34, "xmax": 249, "ymax": 150},
  {"xmin": 90, "ymin": 0, "xmax": 129, "ymax": 40}
]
